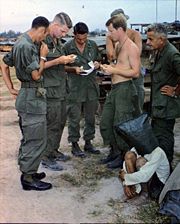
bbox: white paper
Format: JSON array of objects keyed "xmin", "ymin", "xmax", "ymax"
[{"xmin": 80, "ymin": 61, "xmax": 95, "ymax": 76}]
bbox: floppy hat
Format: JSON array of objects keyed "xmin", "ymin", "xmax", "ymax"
[{"xmin": 110, "ymin": 8, "xmax": 129, "ymax": 20}]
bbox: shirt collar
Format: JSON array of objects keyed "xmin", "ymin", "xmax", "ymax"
[
  {"xmin": 158, "ymin": 40, "xmax": 170, "ymax": 58},
  {"xmin": 24, "ymin": 33, "xmax": 34, "ymax": 44}
]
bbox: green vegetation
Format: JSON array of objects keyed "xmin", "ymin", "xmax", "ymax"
[
  {"xmin": 59, "ymin": 155, "xmax": 116, "ymax": 188},
  {"xmin": 137, "ymin": 201, "xmax": 170, "ymax": 223}
]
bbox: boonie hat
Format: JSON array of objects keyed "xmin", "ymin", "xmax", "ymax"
[{"xmin": 110, "ymin": 8, "xmax": 129, "ymax": 20}]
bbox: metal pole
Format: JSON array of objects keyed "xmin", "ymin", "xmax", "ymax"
[
  {"xmin": 156, "ymin": 0, "xmax": 158, "ymax": 23},
  {"xmin": 175, "ymin": 0, "xmax": 177, "ymax": 21}
]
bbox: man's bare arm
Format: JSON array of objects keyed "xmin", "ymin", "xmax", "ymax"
[
  {"xmin": 1, "ymin": 63, "xmax": 19, "ymax": 98},
  {"xmin": 101, "ymin": 45, "xmax": 140, "ymax": 78},
  {"xmin": 106, "ymin": 35, "xmax": 116, "ymax": 62},
  {"xmin": 31, "ymin": 42, "xmax": 49, "ymax": 81},
  {"xmin": 133, "ymin": 31, "xmax": 142, "ymax": 54}
]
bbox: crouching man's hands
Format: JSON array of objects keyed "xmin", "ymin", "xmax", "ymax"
[
  {"xmin": 124, "ymin": 185, "xmax": 137, "ymax": 199},
  {"xmin": 119, "ymin": 169, "xmax": 137, "ymax": 199}
]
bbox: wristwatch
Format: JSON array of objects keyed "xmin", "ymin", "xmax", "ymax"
[{"xmin": 40, "ymin": 56, "xmax": 47, "ymax": 62}]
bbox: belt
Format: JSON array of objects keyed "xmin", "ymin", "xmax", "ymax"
[
  {"xmin": 21, "ymin": 81, "xmax": 43, "ymax": 88},
  {"xmin": 112, "ymin": 80, "xmax": 132, "ymax": 89}
]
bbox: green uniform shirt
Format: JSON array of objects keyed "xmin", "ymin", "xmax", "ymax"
[
  {"xmin": 3, "ymin": 33, "xmax": 46, "ymax": 114},
  {"xmin": 63, "ymin": 39, "xmax": 101, "ymax": 102},
  {"xmin": 3, "ymin": 33, "xmax": 40, "ymax": 82},
  {"xmin": 43, "ymin": 35, "xmax": 67, "ymax": 100},
  {"xmin": 151, "ymin": 41, "xmax": 180, "ymax": 119}
]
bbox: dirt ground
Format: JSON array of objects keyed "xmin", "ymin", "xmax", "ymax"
[{"xmin": 0, "ymin": 62, "xmax": 180, "ymax": 223}]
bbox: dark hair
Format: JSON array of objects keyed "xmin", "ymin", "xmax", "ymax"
[
  {"xmin": 31, "ymin": 16, "xmax": 49, "ymax": 29},
  {"xmin": 146, "ymin": 23, "xmax": 167, "ymax": 38},
  {"xmin": 106, "ymin": 15, "xmax": 127, "ymax": 31},
  {"xmin": 53, "ymin": 12, "xmax": 72, "ymax": 29},
  {"xmin": 73, "ymin": 22, "xmax": 89, "ymax": 35}
]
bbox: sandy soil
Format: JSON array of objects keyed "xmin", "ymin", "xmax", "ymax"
[{"xmin": 0, "ymin": 68, "xmax": 180, "ymax": 223}]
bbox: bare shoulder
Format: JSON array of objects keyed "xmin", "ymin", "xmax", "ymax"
[
  {"xmin": 126, "ymin": 38, "xmax": 139, "ymax": 51},
  {"xmin": 127, "ymin": 29, "xmax": 141, "ymax": 41}
]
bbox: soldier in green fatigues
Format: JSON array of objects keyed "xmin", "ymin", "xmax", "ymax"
[
  {"xmin": 1, "ymin": 16, "xmax": 52, "ymax": 191},
  {"xmin": 146, "ymin": 24, "xmax": 180, "ymax": 163},
  {"xmin": 100, "ymin": 16, "xmax": 141, "ymax": 169},
  {"xmin": 64, "ymin": 22, "xmax": 101, "ymax": 157},
  {"xmin": 41, "ymin": 13, "xmax": 76, "ymax": 171}
]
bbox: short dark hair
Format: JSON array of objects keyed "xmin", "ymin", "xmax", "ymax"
[
  {"xmin": 73, "ymin": 22, "xmax": 89, "ymax": 35},
  {"xmin": 106, "ymin": 15, "xmax": 127, "ymax": 31},
  {"xmin": 31, "ymin": 16, "xmax": 49, "ymax": 29},
  {"xmin": 146, "ymin": 23, "xmax": 167, "ymax": 38},
  {"xmin": 53, "ymin": 12, "xmax": 72, "ymax": 29}
]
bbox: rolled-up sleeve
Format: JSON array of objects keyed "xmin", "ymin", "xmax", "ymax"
[
  {"xmin": 3, "ymin": 51, "xmax": 14, "ymax": 67},
  {"xmin": 21, "ymin": 45, "xmax": 40, "ymax": 74},
  {"xmin": 25, "ymin": 60, "xmax": 40, "ymax": 74}
]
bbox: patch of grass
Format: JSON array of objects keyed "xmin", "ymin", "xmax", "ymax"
[
  {"xmin": 137, "ymin": 201, "xmax": 170, "ymax": 223},
  {"xmin": 107, "ymin": 198, "xmax": 124, "ymax": 210},
  {"xmin": 60, "ymin": 173, "xmax": 82, "ymax": 187},
  {"xmin": 112, "ymin": 213, "xmax": 126, "ymax": 224},
  {"xmin": 107, "ymin": 198, "xmax": 127, "ymax": 223},
  {"xmin": 58, "ymin": 155, "xmax": 116, "ymax": 189},
  {"xmin": 88, "ymin": 209, "xmax": 103, "ymax": 217},
  {"xmin": 73, "ymin": 158, "xmax": 116, "ymax": 184}
]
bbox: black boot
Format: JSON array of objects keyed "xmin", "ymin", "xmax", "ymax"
[
  {"xmin": 54, "ymin": 151, "xmax": 71, "ymax": 162},
  {"xmin": 84, "ymin": 140, "xmax": 100, "ymax": 154},
  {"xmin": 107, "ymin": 154, "xmax": 123, "ymax": 169},
  {"xmin": 41, "ymin": 158, "xmax": 64, "ymax": 171},
  {"xmin": 32, "ymin": 172, "xmax": 46, "ymax": 180},
  {"xmin": 21, "ymin": 172, "xmax": 46, "ymax": 181},
  {"xmin": 71, "ymin": 142, "xmax": 86, "ymax": 158},
  {"xmin": 100, "ymin": 145, "xmax": 119, "ymax": 164},
  {"xmin": 21, "ymin": 174, "xmax": 52, "ymax": 191}
]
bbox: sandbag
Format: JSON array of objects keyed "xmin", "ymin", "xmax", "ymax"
[{"xmin": 114, "ymin": 113, "xmax": 159, "ymax": 156}]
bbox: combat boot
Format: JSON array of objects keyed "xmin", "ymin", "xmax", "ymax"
[
  {"xmin": 32, "ymin": 172, "xmax": 46, "ymax": 180},
  {"xmin": 100, "ymin": 145, "xmax": 119, "ymax": 164},
  {"xmin": 71, "ymin": 142, "xmax": 86, "ymax": 158},
  {"xmin": 84, "ymin": 140, "xmax": 100, "ymax": 154},
  {"xmin": 41, "ymin": 158, "xmax": 63, "ymax": 171},
  {"xmin": 107, "ymin": 154, "xmax": 123, "ymax": 169},
  {"xmin": 21, "ymin": 174, "xmax": 52, "ymax": 191},
  {"xmin": 54, "ymin": 151, "xmax": 71, "ymax": 162}
]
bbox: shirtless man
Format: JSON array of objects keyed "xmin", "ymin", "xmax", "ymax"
[
  {"xmin": 100, "ymin": 15, "xmax": 141, "ymax": 169},
  {"xmin": 106, "ymin": 9, "xmax": 144, "ymax": 111},
  {"xmin": 106, "ymin": 9, "xmax": 142, "ymax": 62}
]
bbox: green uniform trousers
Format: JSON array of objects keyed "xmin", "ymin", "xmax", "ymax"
[
  {"xmin": 43, "ymin": 99, "xmax": 67, "ymax": 158},
  {"xmin": 133, "ymin": 72, "xmax": 144, "ymax": 111},
  {"xmin": 100, "ymin": 80, "xmax": 140, "ymax": 155},
  {"xmin": 67, "ymin": 100, "xmax": 98, "ymax": 143},
  {"xmin": 151, "ymin": 118, "xmax": 175, "ymax": 163},
  {"xmin": 18, "ymin": 112, "xmax": 47, "ymax": 174}
]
